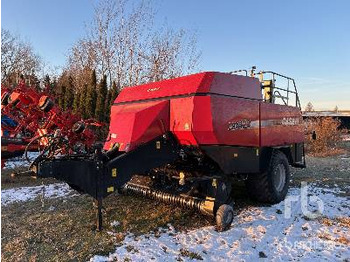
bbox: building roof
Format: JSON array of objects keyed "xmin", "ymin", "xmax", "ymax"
[{"xmin": 303, "ymin": 111, "xmax": 350, "ymax": 117}]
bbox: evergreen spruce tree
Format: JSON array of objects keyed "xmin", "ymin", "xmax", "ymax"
[
  {"xmin": 28, "ymin": 73, "xmax": 41, "ymax": 91},
  {"xmin": 51, "ymin": 78, "xmax": 58, "ymax": 98},
  {"xmin": 79, "ymin": 84, "xmax": 88, "ymax": 118},
  {"xmin": 86, "ymin": 70, "xmax": 97, "ymax": 118},
  {"xmin": 73, "ymin": 89, "xmax": 81, "ymax": 114},
  {"xmin": 95, "ymin": 75, "xmax": 107, "ymax": 122},
  {"xmin": 44, "ymin": 74, "xmax": 51, "ymax": 91},
  {"xmin": 105, "ymin": 88, "xmax": 112, "ymax": 122},
  {"xmin": 91, "ymin": 72, "xmax": 97, "ymax": 115},
  {"xmin": 104, "ymin": 81, "xmax": 119, "ymax": 123},
  {"xmin": 58, "ymin": 86, "xmax": 66, "ymax": 110},
  {"xmin": 109, "ymin": 80, "xmax": 120, "ymax": 105},
  {"xmin": 64, "ymin": 76, "xmax": 75, "ymax": 110}
]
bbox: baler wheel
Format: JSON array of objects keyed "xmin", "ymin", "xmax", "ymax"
[
  {"xmin": 215, "ymin": 204, "xmax": 234, "ymax": 232},
  {"xmin": 245, "ymin": 150, "xmax": 290, "ymax": 204}
]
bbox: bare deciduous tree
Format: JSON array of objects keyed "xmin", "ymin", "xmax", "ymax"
[
  {"xmin": 142, "ymin": 28, "xmax": 201, "ymax": 82},
  {"xmin": 1, "ymin": 29, "xmax": 41, "ymax": 86},
  {"xmin": 67, "ymin": 0, "xmax": 200, "ymax": 89}
]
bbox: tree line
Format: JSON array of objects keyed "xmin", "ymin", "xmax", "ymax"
[{"xmin": 51, "ymin": 69, "xmax": 119, "ymax": 123}]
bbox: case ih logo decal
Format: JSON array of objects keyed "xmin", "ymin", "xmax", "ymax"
[
  {"xmin": 281, "ymin": 117, "xmax": 300, "ymax": 126},
  {"xmin": 228, "ymin": 119, "xmax": 251, "ymax": 131},
  {"xmin": 261, "ymin": 117, "xmax": 301, "ymax": 127},
  {"xmin": 228, "ymin": 117, "xmax": 301, "ymax": 131},
  {"xmin": 147, "ymin": 87, "xmax": 160, "ymax": 92}
]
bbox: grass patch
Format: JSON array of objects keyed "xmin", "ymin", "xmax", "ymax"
[
  {"xmin": 1, "ymin": 171, "xmax": 212, "ymax": 261},
  {"xmin": 179, "ymin": 248, "xmax": 203, "ymax": 260},
  {"xmin": 1, "ymin": 167, "xmax": 57, "ymax": 189},
  {"xmin": 319, "ymin": 216, "xmax": 350, "ymax": 228},
  {"xmin": 1, "ymin": 188, "xmax": 211, "ymax": 261}
]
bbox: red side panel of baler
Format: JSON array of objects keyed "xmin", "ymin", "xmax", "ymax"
[
  {"xmin": 192, "ymin": 96, "xmax": 218, "ymax": 144},
  {"xmin": 170, "ymin": 95, "xmax": 260, "ymax": 147},
  {"xmin": 170, "ymin": 97, "xmax": 199, "ymax": 146},
  {"xmin": 104, "ymin": 100, "xmax": 170, "ymax": 151},
  {"xmin": 209, "ymin": 96, "xmax": 260, "ymax": 147},
  {"xmin": 259, "ymin": 103, "xmax": 304, "ymax": 147},
  {"xmin": 166, "ymin": 73, "xmax": 262, "ymax": 147}
]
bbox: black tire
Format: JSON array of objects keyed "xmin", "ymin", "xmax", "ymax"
[
  {"xmin": 246, "ymin": 150, "xmax": 290, "ymax": 204},
  {"xmin": 38, "ymin": 97, "xmax": 54, "ymax": 112},
  {"xmin": 8, "ymin": 93, "xmax": 20, "ymax": 106},
  {"xmin": 72, "ymin": 121, "xmax": 85, "ymax": 134},
  {"xmin": 216, "ymin": 204, "xmax": 234, "ymax": 232},
  {"xmin": 1, "ymin": 92, "xmax": 10, "ymax": 105},
  {"xmin": 42, "ymin": 99, "xmax": 54, "ymax": 112}
]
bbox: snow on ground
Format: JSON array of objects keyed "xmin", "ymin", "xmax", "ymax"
[
  {"xmin": 2, "ymin": 151, "xmax": 40, "ymax": 169},
  {"xmin": 91, "ymin": 186, "xmax": 350, "ymax": 262},
  {"xmin": 1, "ymin": 183, "xmax": 74, "ymax": 206}
]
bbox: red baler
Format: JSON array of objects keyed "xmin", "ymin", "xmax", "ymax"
[{"xmin": 35, "ymin": 70, "xmax": 305, "ymax": 231}]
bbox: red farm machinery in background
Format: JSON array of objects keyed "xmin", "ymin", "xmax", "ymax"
[
  {"xmin": 6, "ymin": 68, "xmax": 306, "ymax": 231},
  {"xmin": 1, "ymin": 82, "xmax": 101, "ymax": 166}
]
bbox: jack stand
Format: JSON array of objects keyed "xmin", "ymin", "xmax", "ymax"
[{"xmin": 95, "ymin": 198, "xmax": 103, "ymax": 231}]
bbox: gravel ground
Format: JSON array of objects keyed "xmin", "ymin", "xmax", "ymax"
[{"xmin": 291, "ymin": 154, "xmax": 350, "ymax": 194}]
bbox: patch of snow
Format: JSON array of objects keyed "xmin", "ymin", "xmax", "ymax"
[
  {"xmin": 111, "ymin": 221, "xmax": 120, "ymax": 227},
  {"xmin": 2, "ymin": 152, "xmax": 40, "ymax": 170},
  {"xmin": 1, "ymin": 183, "xmax": 75, "ymax": 206},
  {"xmin": 90, "ymin": 186, "xmax": 350, "ymax": 261}
]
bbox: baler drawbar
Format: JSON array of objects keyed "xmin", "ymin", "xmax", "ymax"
[{"xmin": 32, "ymin": 69, "xmax": 306, "ymax": 231}]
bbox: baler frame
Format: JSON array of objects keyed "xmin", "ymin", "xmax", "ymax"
[
  {"xmin": 36, "ymin": 132, "xmax": 234, "ymax": 230},
  {"xmin": 28, "ymin": 69, "xmax": 306, "ymax": 231},
  {"xmin": 258, "ymin": 70, "xmax": 301, "ymax": 108}
]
